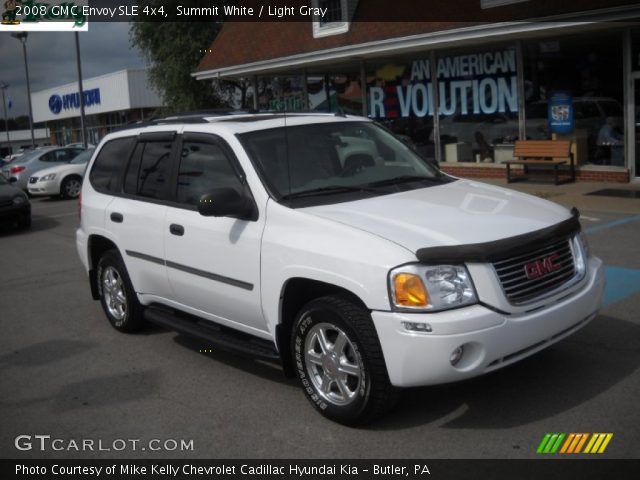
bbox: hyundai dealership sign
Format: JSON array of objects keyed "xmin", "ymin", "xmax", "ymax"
[
  {"xmin": 48, "ymin": 88, "xmax": 101, "ymax": 114},
  {"xmin": 31, "ymin": 69, "xmax": 162, "ymax": 123}
]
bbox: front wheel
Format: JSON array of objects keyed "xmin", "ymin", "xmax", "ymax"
[
  {"xmin": 292, "ymin": 296, "xmax": 399, "ymax": 425},
  {"xmin": 60, "ymin": 175, "xmax": 82, "ymax": 199},
  {"xmin": 96, "ymin": 250, "xmax": 144, "ymax": 332}
]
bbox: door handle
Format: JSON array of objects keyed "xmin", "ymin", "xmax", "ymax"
[
  {"xmin": 169, "ymin": 223, "xmax": 184, "ymax": 236},
  {"xmin": 110, "ymin": 212, "xmax": 123, "ymax": 223}
]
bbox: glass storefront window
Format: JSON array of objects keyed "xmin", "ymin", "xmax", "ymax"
[
  {"xmin": 436, "ymin": 47, "xmax": 520, "ymax": 164},
  {"xmin": 523, "ymin": 33, "xmax": 624, "ymax": 166},
  {"xmin": 257, "ymin": 76, "xmax": 306, "ymax": 112},
  {"xmin": 366, "ymin": 59, "xmax": 436, "ymax": 163}
]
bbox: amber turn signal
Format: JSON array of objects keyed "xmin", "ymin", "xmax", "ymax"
[{"xmin": 393, "ymin": 273, "xmax": 429, "ymax": 307}]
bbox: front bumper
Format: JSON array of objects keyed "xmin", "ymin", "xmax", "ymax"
[
  {"xmin": 372, "ymin": 257, "xmax": 605, "ymax": 387},
  {"xmin": 28, "ymin": 180, "xmax": 59, "ymax": 196}
]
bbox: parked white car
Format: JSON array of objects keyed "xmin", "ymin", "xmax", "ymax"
[
  {"xmin": 28, "ymin": 148, "xmax": 95, "ymax": 199},
  {"xmin": 76, "ymin": 113, "xmax": 604, "ymax": 425}
]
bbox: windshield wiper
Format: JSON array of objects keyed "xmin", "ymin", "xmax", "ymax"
[
  {"xmin": 280, "ymin": 185, "xmax": 378, "ymax": 200},
  {"xmin": 365, "ymin": 175, "xmax": 445, "ymax": 188}
]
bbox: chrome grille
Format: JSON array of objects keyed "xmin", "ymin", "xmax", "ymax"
[{"xmin": 493, "ymin": 239, "xmax": 576, "ymax": 305}]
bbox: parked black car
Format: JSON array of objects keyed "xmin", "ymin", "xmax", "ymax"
[{"xmin": 0, "ymin": 174, "xmax": 30, "ymax": 229}]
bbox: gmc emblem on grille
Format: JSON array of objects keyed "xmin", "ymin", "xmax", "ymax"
[{"xmin": 524, "ymin": 253, "xmax": 561, "ymax": 280}]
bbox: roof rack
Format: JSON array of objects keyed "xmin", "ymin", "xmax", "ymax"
[
  {"xmin": 115, "ymin": 109, "xmax": 259, "ymax": 131},
  {"xmin": 115, "ymin": 109, "xmax": 351, "ymax": 132}
]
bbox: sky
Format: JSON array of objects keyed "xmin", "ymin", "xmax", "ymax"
[{"xmin": 0, "ymin": 23, "xmax": 147, "ymax": 119}]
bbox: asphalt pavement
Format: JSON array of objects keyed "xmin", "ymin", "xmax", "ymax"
[{"xmin": 1, "ymin": 184, "xmax": 639, "ymax": 459}]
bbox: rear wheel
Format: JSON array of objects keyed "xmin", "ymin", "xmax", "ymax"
[
  {"xmin": 60, "ymin": 175, "xmax": 82, "ymax": 199},
  {"xmin": 96, "ymin": 250, "xmax": 144, "ymax": 332},
  {"xmin": 291, "ymin": 295, "xmax": 399, "ymax": 425}
]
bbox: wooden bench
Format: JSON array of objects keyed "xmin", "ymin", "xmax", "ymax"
[{"xmin": 503, "ymin": 140, "xmax": 575, "ymax": 185}]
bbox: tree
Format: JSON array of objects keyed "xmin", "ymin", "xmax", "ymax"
[{"xmin": 130, "ymin": 1, "xmax": 226, "ymax": 112}]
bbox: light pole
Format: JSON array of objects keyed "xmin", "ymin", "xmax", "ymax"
[
  {"xmin": 75, "ymin": 32, "xmax": 87, "ymax": 148},
  {"xmin": 0, "ymin": 82, "xmax": 10, "ymax": 155},
  {"xmin": 11, "ymin": 32, "xmax": 35, "ymax": 148}
]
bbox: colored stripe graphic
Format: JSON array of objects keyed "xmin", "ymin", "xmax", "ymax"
[
  {"xmin": 584, "ymin": 433, "xmax": 613, "ymax": 454},
  {"xmin": 538, "ymin": 433, "xmax": 613, "ymax": 454},
  {"xmin": 537, "ymin": 433, "xmax": 565, "ymax": 454}
]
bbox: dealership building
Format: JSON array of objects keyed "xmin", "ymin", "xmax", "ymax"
[
  {"xmin": 31, "ymin": 69, "xmax": 163, "ymax": 146},
  {"xmin": 195, "ymin": 0, "xmax": 640, "ymax": 182}
]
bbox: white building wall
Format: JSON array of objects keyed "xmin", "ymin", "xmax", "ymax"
[
  {"xmin": 127, "ymin": 69, "xmax": 163, "ymax": 109},
  {"xmin": 32, "ymin": 69, "xmax": 161, "ymax": 123}
]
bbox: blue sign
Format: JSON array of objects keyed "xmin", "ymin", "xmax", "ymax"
[
  {"xmin": 548, "ymin": 91, "xmax": 574, "ymax": 134},
  {"xmin": 48, "ymin": 88, "xmax": 101, "ymax": 114},
  {"xmin": 49, "ymin": 94, "xmax": 62, "ymax": 114}
]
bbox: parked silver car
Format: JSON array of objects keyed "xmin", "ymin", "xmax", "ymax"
[{"xmin": 1, "ymin": 146, "xmax": 85, "ymax": 191}]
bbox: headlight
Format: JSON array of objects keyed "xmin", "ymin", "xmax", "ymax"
[
  {"xmin": 39, "ymin": 173, "xmax": 56, "ymax": 181},
  {"xmin": 577, "ymin": 231, "xmax": 591, "ymax": 258},
  {"xmin": 12, "ymin": 195, "xmax": 26, "ymax": 205},
  {"xmin": 572, "ymin": 234, "xmax": 588, "ymax": 280},
  {"xmin": 389, "ymin": 264, "xmax": 477, "ymax": 311}
]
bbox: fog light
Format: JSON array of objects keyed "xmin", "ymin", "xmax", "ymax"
[
  {"xmin": 402, "ymin": 321, "xmax": 432, "ymax": 332},
  {"xmin": 450, "ymin": 346, "xmax": 464, "ymax": 366}
]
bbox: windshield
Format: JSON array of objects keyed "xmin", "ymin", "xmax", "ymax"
[
  {"xmin": 239, "ymin": 121, "xmax": 448, "ymax": 204},
  {"xmin": 70, "ymin": 149, "xmax": 95, "ymax": 164}
]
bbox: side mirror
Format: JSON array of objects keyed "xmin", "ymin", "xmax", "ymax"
[{"xmin": 198, "ymin": 188, "xmax": 256, "ymax": 220}]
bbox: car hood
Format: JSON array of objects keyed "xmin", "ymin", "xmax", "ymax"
[
  {"xmin": 31, "ymin": 163, "xmax": 85, "ymax": 178},
  {"xmin": 301, "ymin": 179, "xmax": 572, "ymax": 254}
]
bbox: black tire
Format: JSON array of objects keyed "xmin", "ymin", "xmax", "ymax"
[
  {"xmin": 96, "ymin": 250, "xmax": 145, "ymax": 332},
  {"xmin": 291, "ymin": 295, "xmax": 399, "ymax": 425},
  {"xmin": 60, "ymin": 175, "xmax": 83, "ymax": 199}
]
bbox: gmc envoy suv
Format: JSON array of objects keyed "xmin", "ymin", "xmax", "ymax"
[{"xmin": 76, "ymin": 112, "xmax": 604, "ymax": 425}]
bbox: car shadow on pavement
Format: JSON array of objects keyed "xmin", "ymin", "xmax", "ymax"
[
  {"xmin": 0, "ymin": 339, "xmax": 95, "ymax": 368},
  {"xmin": 46, "ymin": 371, "xmax": 161, "ymax": 412},
  {"xmin": 0, "ymin": 339, "xmax": 158, "ymax": 412},
  {"xmin": 0, "ymin": 216, "xmax": 59, "ymax": 236},
  {"xmin": 370, "ymin": 314, "xmax": 640, "ymax": 430},
  {"xmin": 172, "ymin": 334, "xmax": 295, "ymax": 387}
]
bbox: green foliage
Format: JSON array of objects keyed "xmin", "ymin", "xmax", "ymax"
[{"xmin": 130, "ymin": 1, "xmax": 227, "ymax": 112}]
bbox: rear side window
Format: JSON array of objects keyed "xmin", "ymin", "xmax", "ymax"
[
  {"xmin": 123, "ymin": 141, "xmax": 173, "ymax": 200},
  {"xmin": 89, "ymin": 138, "xmax": 134, "ymax": 193}
]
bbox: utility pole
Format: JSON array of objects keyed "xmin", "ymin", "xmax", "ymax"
[
  {"xmin": 75, "ymin": 32, "xmax": 88, "ymax": 148},
  {"xmin": 11, "ymin": 32, "xmax": 35, "ymax": 148},
  {"xmin": 0, "ymin": 83, "xmax": 10, "ymax": 155}
]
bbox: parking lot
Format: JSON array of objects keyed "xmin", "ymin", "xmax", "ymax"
[{"xmin": 1, "ymin": 185, "xmax": 640, "ymax": 459}]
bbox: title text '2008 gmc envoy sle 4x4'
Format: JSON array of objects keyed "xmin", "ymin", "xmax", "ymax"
[{"xmin": 77, "ymin": 113, "xmax": 604, "ymax": 425}]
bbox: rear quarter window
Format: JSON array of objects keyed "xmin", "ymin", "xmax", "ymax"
[{"xmin": 89, "ymin": 137, "xmax": 135, "ymax": 193}]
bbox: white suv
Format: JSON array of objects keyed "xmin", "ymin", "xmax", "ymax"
[{"xmin": 76, "ymin": 113, "xmax": 604, "ymax": 425}]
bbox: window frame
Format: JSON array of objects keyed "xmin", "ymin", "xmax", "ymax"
[
  {"xmin": 88, "ymin": 136, "xmax": 136, "ymax": 195},
  {"xmin": 119, "ymin": 130, "xmax": 178, "ymax": 205},
  {"xmin": 165, "ymin": 132, "xmax": 256, "ymax": 214},
  {"xmin": 312, "ymin": 0, "xmax": 350, "ymax": 39}
]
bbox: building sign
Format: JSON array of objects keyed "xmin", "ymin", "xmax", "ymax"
[
  {"xmin": 48, "ymin": 88, "xmax": 101, "ymax": 114},
  {"xmin": 548, "ymin": 91, "xmax": 574, "ymax": 134},
  {"xmin": 369, "ymin": 49, "xmax": 518, "ymax": 118}
]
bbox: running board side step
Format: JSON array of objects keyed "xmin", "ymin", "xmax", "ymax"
[{"xmin": 145, "ymin": 306, "xmax": 280, "ymax": 361}]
